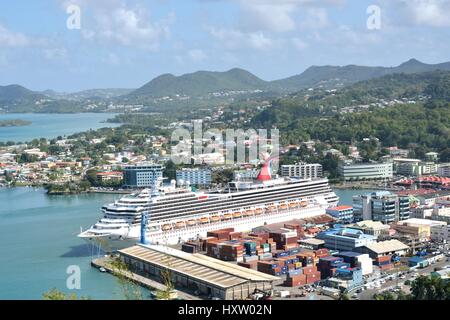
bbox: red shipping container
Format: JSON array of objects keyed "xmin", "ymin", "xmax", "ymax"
[
  {"xmin": 306, "ymin": 271, "xmax": 321, "ymax": 284},
  {"xmin": 302, "ymin": 266, "xmax": 318, "ymax": 274}
]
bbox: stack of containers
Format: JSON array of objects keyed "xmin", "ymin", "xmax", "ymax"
[
  {"xmin": 284, "ymin": 269, "xmax": 307, "ymax": 287},
  {"xmin": 207, "ymin": 228, "xmax": 234, "ymax": 240},
  {"xmin": 302, "ymin": 265, "xmax": 321, "ymax": 284},
  {"xmin": 296, "ymin": 251, "xmax": 315, "ymax": 267},
  {"xmin": 257, "ymin": 261, "xmax": 281, "ymax": 276},
  {"xmin": 229, "ymin": 232, "xmax": 242, "ymax": 240},
  {"xmin": 243, "ymin": 241, "xmax": 257, "ymax": 256},
  {"xmin": 206, "ymin": 240, "xmax": 244, "ymax": 261},
  {"xmin": 237, "ymin": 261, "xmax": 258, "ymax": 269},
  {"xmin": 375, "ymin": 255, "xmax": 393, "ymax": 271},
  {"xmin": 270, "ymin": 229, "xmax": 298, "ymax": 250},
  {"xmin": 181, "ymin": 243, "xmax": 197, "ymax": 253},
  {"xmin": 317, "ymin": 256, "xmax": 345, "ymax": 279}
]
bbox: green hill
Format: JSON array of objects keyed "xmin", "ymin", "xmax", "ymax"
[
  {"xmin": 270, "ymin": 59, "xmax": 450, "ymax": 91},
  {"xmin": 128, "ymin": 68, "xmax": 268, "ymax": 98}
]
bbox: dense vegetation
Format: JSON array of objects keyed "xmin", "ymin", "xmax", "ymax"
[
  {"xmin": 0, "ymin": 119, "xmax": 31, "ymax": 127},
  {"xmin": 251, "ymin": 71, "xmax": 450, "ymax": 162}
]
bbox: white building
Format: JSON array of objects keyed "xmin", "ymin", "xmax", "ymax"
[
  {"xmin": 438, "ymin": 164, "xmax": 450, "ymax": 177},
  {"xmin": 176, "ymin": 168, "xmax": 212, "ymax": 186},
  {"xmin": 281, "ymin": 163, "xmax": 323, "ymax": 179},
  {"xmin": 338, "ymin": 161, "xmax": 393, "ymax": 181},
  {"xmin": 431, "ymin": 224, "xmax": 450, "ymax": 242}
]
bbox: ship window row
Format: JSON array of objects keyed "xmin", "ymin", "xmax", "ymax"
[
  {"xmin": 149, "ymin": 185, "xmax": 332, "ymax": 212},
  {"xmin": 148, "ymin": 190, "xmax": 334, "ymax": 220}
]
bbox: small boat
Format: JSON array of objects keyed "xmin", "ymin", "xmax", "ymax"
[
  {"xmin": 280, "ymin": 204, "xmax": 288, "ymax": 210},
  {"xmin": 162, "ymin": 224, "xmax": 172, "ymax": 231},
  {"xmin": 175, "ymin": 221, "xmax": 185, "ymax": 229},
  {"xmin": 255, "ymin": 208, "xmax": 263, "ymax": 215},
  {"xmin": 233, "ymin": 212, "xmax": 242, "ymax": 218},
  {"xmin": 210, "ymin": 215, "xmax": 220, "ymax": 222},
  {"xmin": 268, "ymin": 205, "xmax": 276, "ymax": 211},
  {"xmin": 300, "ymin": 201, "xmax": 308, "ymax": 207},
  {"xmin": 245, "ymin": 210, "xmax": 254, "ymax": 216},
  {"xmin": 187, "ymin": 220, "xmax": 197, "ymax": 226},
  {"xmin": 223, "ymin": 213, "xmax": 232, "ymax": 220},
  {"xmin": 99, "ymin": 267, "xmax": 107, "ymax": 273},
  {"xmin": 200, "ymin": 217, "xmax": 209, "ymax": 224}
]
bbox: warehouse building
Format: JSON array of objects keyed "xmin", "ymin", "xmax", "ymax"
[
  {"xmin": 118, "ymin": 244, "xmax": 278, "ymax": 300},
  {"xmin": 358, "ymin": 239, "xmax": 409, "ymax": 259}
]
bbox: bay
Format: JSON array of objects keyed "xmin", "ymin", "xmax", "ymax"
[
  {"xmin": 0, "ymin": 113, "xmax": 120, "ymax": 143},
  {"xmin": 0, "ymin": 187, "xmax": 135, "ymax": 300}
]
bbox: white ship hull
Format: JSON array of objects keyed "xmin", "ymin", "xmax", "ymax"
[{"xmin": 143, "ymin": 203, "xmax": 330, "ymax": 246}]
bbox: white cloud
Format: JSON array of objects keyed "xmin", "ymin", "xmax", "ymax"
[
  {"xmin": 236, "ymin": 0, "xmax": 342, "ymax": 33},
  {"xmin": 0, "ymin": 24, "xmax": 32, "ymax": 47},
  {"xmin": 291, "ymin": 37, "xmax": 309, "ymax": 51},
  {"xmin": 398, "ymin": 0, "xmax": 450, "ymax": 27},
  {"xmin": 188, "ymin": 49, "xmax": 208, "ymax": 62},
  {"xmin": 209, "ymin": 27, "xmax": 275, "ymax": 51},
  {"xmin": 43, "ymin": 48, "xmax": 68, "ymax": 60},
  {"xmin": 59, "ymin": 0, "xmax": 175, "ymax": 51}
]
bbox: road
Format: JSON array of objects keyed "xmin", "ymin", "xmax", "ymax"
[{"xmin": 357, "ymin": 257, "xmax": 449, "ymax": 300}]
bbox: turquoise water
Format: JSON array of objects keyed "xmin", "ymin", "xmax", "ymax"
[
  {"xmin": 334, "ymin": 189, "xmax": 379, "ymax": 206},
  {"xmin": 0, "ymin": 187, "xmax": 131, "ymax": 300},
  {"xmin": 0, "ymin": 187, "xmax": 373, "ymax": 300},
  {"xmin": 0, "ymin": 113, "xmax": 119, "ymax": 143}
]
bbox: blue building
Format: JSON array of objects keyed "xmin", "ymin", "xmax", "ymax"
[
  {"xmin": 123, "ymin": 163, "xmax": 163, "ymax": 188},
  {"xmin": 326, "ymin": 206, "xmax": 354, "ymax": 224},
  {"xmin": 316, "ymin": 227, "xmax": 377, "ymax": 252},
  {"xmin": 176, "ymin": 168, "xmax": 212, "ymax": 186}
]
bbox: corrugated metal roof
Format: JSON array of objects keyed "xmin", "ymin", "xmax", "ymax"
[
  {"xmin": 364, "ymin": 240, "xmax": 409, "ymax": 254},
  {"xmin": 119, "ymin": 244, "xmax": 278, "ymax": 289}
]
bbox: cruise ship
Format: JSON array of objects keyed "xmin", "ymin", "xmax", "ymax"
[{"xmin": 78, "ymin": 160, "xmax": 339, "ymax": 251}]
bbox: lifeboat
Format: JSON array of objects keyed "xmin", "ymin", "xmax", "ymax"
[
  {"xmin": 175, "ymin": 221, "xmax": 185, "ymax": 229},
  {"xmin": 244, "ymin": 210, "xmax": 254, "ymax": 216},
  {"xmin": 162, "ymin": 224, "xmax": 172, "ymax": 231},
  {"xmin": 223, "ymin": 213, "xmax": 232, "ymax": 220},
  {"xmin": 210, "ymin": 215, "xmax": 220, "ymax": 222},
  {"xmin": 300, "ymin": 201, "xmax": 308, "ymax": 207},
  {"xmin": 289, "ymin": 202, "xmax": 298, "ymax": 208},
  {"xmin": 255, "ymin": 208, "xmax": 263, "ymax": 215},
  {"xmin": 187, "ymin": 220, "xmax": 197, "ymax": 226},
  {"xmin": 233, "ymin": 212, "xmax": 242, "ymax": 219},
  {"xmin": 268, "ymin": 205, "xmax": 276, "ymax": 211},
  {"xmin": 199, "ymin": 217, "xmax": 209, "ymax": 224},
  {"xmin": 280, "ymin": 203, "xmax": 288, "ymax": 210}
]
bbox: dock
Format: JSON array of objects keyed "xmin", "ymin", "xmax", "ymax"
[{"xmin": 91, "ymin": 256, "xmax": 201, "ymax": 300}]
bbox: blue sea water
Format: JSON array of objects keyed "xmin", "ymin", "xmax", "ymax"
[
  {"xmin": 0, "ymin": 113, "xmax": 119, "ymax": 143},
  {"xmin": 0, "ymin": 187, "xmax": 130, "ymax": 300}
]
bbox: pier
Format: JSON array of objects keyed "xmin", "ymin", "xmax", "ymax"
[{"xmin": 91, "ymin": 256, "xmax": 201, "ymax": 300}]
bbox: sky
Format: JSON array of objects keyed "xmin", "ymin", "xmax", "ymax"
[{"xmin": 0, "ymin": 0, "xmax": 450, "ymax": 92}]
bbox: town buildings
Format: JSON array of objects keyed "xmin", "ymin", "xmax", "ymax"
[
  {"xmin": 281, "ymin": 163, "xmax": 323, "ymax": 180},
  {"xmin": 123, "ymin": 163, "xmax": 163, "ymax": 188},
  {"xmin": 338, "ymin": 160, "xmax": 393, "ymax": 181}
]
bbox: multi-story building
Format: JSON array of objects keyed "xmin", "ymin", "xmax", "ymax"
[
  {"xmin": 348, "ymin": 220, "xmax": 390, "ymax": 238},
  {"xmin": 281, "ymin": 163, "xmax": 323, "ymax": 179},
  {"xmin": 326, "ymin": 206, "xmax": 354, "ymax": 224},
  {"xmin": 338, "ymin": 161, "xmax": 393, "ymax": 181},
  {"xmin": 233, "ymin": 168, "xmax": 260, "ymax": 181},
  {"xmin": 430, "ymin": 224, "xmax": 450, "ymax": 242},
  {"xmin": 352, "ymin": 191, "xmax": 410, "ymax": 223},
  {"xmin": 176, "ymin": 168, "xmax": 212, "ymax": 187},
  {"xmin": 316, "ymin": 227, "xmax": 376, "ymax": 252},
  {"xmin": 393, "ymin": 158, "xmax": 422, "ymax": 176},
  {"xmin": 391, "ymin": 218, "xmax": 447, "ymax": 241},
  {"xmin": 123, "ymin": 163, "xmax": 163, "ymax": 188},
  {"xmin": 438, "ymin": 164, "xmax": 450, "ymax": 177}
]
